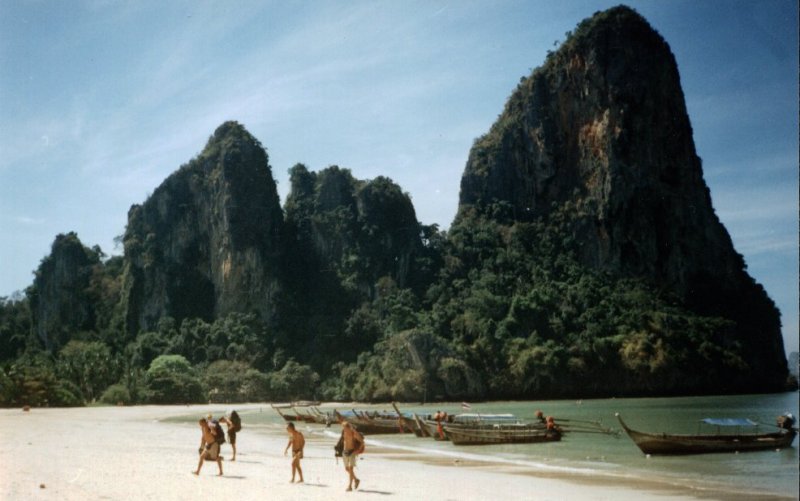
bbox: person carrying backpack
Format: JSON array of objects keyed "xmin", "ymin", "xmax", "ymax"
[
  {"xmin": 339, "ymin": 422, "xmax": 364, "ymax": 491},
  {"xmin": 220, "ymin": 410, "xmax": 241, "ymax": 461},
  {"xmin": 194, "ymin": 418, "xmax": 223, "ymax": 476}
]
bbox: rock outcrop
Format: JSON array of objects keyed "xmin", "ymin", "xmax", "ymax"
[
  {"xmin": 30, "ymin": 232, "xmax": 101, "ymax": 350},
  {"xmin": 122, "ymin": 121, "xmax": 284, "ymax": 334},
  {"xmin": 284, "ymin": 164, "xmax": 424, "ymax": 298},
  {"xmin": 456, "ymin": 6, "xmax": 787, "ymax": 388}
]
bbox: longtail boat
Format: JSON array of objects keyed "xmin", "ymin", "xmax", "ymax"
[
  {"xmin": 616, "ymin": 413, "xmax": 797, "ymax": 455},
  {"xmin": 310, "ymin": 407, "xmax": 335, "ymax": 426},
  {"xmin": 272, "ymin": 402, "xmax": 326, "ymax": 423},
  {"xmin": 444, "ymin": 424, "xmax": 561, "ymax": 445},
  {"xmin": 293, "ymin": 406, "xmax": 318, "ymax": 423},
  {"xmin": 413, "ymin": 413, "xmax": 431, "ymax": 437},
  {"xmin": 423, "ymin": 413, "xmax": 521, "ymax": 441},
  {"xmin": 391, "ymin": 402, "xmax": 427, "ymax": 437},
  {"xmin": 334, "ymin": 409, "xmax": 413, "ymax": 435},
  {"xmin": 271, "ymin": 403, "xmax": 301, "ymax": 422}
]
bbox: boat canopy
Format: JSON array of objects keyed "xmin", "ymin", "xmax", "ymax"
[
  {"xmin": 453, "ymin": 413, "xmax": 518, "ymax": 423},
  {"xmin": 701, "ymin": 418, "xmax": 758, "ymax": 427}
]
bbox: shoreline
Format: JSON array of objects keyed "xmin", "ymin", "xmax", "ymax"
[{"xmin": 1, "ymin": 403, "xmax": 795, "ymax": 500}]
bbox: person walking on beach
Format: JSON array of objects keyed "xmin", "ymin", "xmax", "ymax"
[
  {"xmin": 194, "ymin": 418, "xmax": 223, "ymax": 476},
  {"xmin": 340, "ymin": 422, "xmax": 364, "ymax": 491},
  {"xmin": 219, "ymin": 410, "xmax": 241, "ymax": 461},
  {"xmin": 283, "ymin": 422, "xmax": 305, "ymax": 483}
]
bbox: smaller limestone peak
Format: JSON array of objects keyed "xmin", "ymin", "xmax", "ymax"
[
  {"xmin": 212, "ymin": 120, "xmax": 250, "ymax": 142},
  {"xmin": 193, "ymin": 120, "xmax": 264, "ymax": 163},
  {"xmin": 576, "ymin": 5, "xmax": 656, "ymax": 36}
]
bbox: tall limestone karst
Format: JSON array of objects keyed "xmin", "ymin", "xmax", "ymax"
[
  {"xmin": 29, "ymin": 232, "xmax": 102, "ymax": 351},
  {"xmin": 456, "ymin": 6, "xmax": 787, "ymax": 388},
  {"xmin": 122, "ymin": 121, "xmax": 284, "ymax": 335}
]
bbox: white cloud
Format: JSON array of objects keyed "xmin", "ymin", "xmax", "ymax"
[{"xmin": 12, "ymin": 216, "xmax": 46, "ymax": 225}]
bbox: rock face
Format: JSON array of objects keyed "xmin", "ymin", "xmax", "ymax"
[
  {"xmin": 122, "ymin": 122, "xmax": 283, "ymax": 334},
  {"xmin": 457, "ymin": 6, "xmax": 787, "ymax": 387},
  {"xmin": 30, "ymin": 232, "xmax": 100, "ymax": 350},
  {"xmin": 284, "ymin": 164, "xmax": 423, "ymax": 297}
]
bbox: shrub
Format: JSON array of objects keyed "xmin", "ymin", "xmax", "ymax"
[
  {"xmin": 100, "ymin": 383, "xmax": 132, "ymax": 405},
  {"xmin": 144, "ymin": 355, "xmax": 205, "ymax": 404}
]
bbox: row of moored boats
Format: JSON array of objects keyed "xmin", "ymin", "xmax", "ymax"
[{"xmin": 271, "ymin": 402, "xmax": 798, "ymax": 454}]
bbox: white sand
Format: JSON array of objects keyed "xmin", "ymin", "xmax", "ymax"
[{"xmin": 0, "ymin": 404, "xmax": 720, "ymax": 500}]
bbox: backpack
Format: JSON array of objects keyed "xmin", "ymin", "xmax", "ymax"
[
  {"xmin": 212, "ymin": 420, "xmax": 226, "ymax": 444},
  {"xmin": 230, "ymin": 411, "xmax": 242, "ymax": 432},
  {"xmin": 334, "ymin": 432, "xmax": 344, "ymax": 457},
  {"xmin": 353, "ymin": 431, "xmax": 365, "ymax": 455}
]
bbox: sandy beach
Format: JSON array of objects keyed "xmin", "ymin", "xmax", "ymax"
[{"xmin": 0, "ymin": 404, "xmax": 781, "ymax": 501}]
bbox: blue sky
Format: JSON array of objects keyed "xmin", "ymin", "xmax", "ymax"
[{"xmin": 1, "ymin": 0, "xmax": 797, "ymax": 354}]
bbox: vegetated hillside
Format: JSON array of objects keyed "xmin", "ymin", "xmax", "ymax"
[
  {"xmin": 1, "ymin": 5, "xmax": 790, "ymax": 407},
  {"xmin": 279, "ymin": 163, "xmax": 441, "ymax": 369},
  {"xmin": 452, "ymin": 5, "xmax": 787, "ymax": 393}
]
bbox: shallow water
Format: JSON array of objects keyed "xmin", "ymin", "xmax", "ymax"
[{"xmin": 169, "ymin": 392, "xmax": 799, "ymax": 499}]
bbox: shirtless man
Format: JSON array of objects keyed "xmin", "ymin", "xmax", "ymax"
[
  {"xmin": 283, "ymin": 422, "xmax": 305, "ymax": 483},
  {"xmin": 341, "ymin": 422, "xmax": 362, "ymax": 491},
  {"xmin": 194, "ymin": 418, "xmax": 223, "ymax": 476}
]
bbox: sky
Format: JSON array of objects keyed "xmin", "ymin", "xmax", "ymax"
[{"xmin": 1, "ymin": 0, "xmax": 797, "ymax": 354}]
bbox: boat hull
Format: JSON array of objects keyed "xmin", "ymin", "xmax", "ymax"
[
  {"xmin": 334, "ymin": 411, "xmax": 411, "ymax": 435},
  {"xmin": 444, "ymin": 425, "xmax": 561, "ymax": 446},
  {"xmin": 617, "ymin": 415, "xmax": 797, "ymax": 455}
]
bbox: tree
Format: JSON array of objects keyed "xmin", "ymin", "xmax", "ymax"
[
  {"xmin": 203, "ymin": 360, "xmax": 253, "ymax": 403},
  {"xmin": 269, "ymin": 360, "xmax": 319, "ymax": 401},
  {"xmin": 126, "ymin": 331, "xmax": 170, "ymax": 369},
  {"xmin": 56, "ymin": 340, "xmax": 119, "ymax": 403},
  {"xmin": 0, "ymin": 295, "xmax": 32, "ymax": 362},
  {"xmin": 1, "ymin": 351, "xmax": 83, "ymax": 407},
  {"xmin": 144, "ymin": 354, "xmax": 204, "ymax": 404}
]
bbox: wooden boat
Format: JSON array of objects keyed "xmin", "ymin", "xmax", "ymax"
[
  {"xmin": 423, "ymin": 419, "xmax": 453, "ymax": 440},
  {"xmin": 444, "ymin": 423, "xmax": 561, "ymax": 445},
  {"xmin": 293, "ymin": 406, "xmax": 319, "ymax": 423},
  {"xmin": 334, "ymin": 409, "xmax": 414, "ymax": 435},
  {"xmin": 423, "ymin": 413, "xmax": 523, "ymax": 441},
  {"xmin": 616, "ymin": 413, "xmax": 797, "ymax": 455},
  {"xmin": 273, "ymin": 402, "xmax": 328, "ymax": 423},
  {"xmin": 309, "ymin": 407, "xmax": 335, "ymax": 426},
  {"xmin": 413, "ymin": 413, "xmax": 431, "ymax": 438},
  {"xmin": 426, "ymin": 413, "xmax": 613, "ymax": 441},
  {"xmin": 271, "ymin": 403, "xmax": 300, "ymax": 422},
  {"xmin": 391, "ymin": 402, "xmax": 428, "ymax": 437}
]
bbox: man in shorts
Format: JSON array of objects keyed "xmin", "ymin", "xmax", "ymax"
[
  {"xmin": 194, "ymin": 418, "xmax": 223, "ymax": 476},
  {"xmin": 341, "ymin": 422, "xmax": 362, "ymax": 491},
  {"xmin": 283, "ymin": 422, "xmax": 305, "ymax": 483}
]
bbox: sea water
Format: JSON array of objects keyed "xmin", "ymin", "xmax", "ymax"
[{"xmin": 176, "ymin": 392, "xmax": 799, "ymax": 499}]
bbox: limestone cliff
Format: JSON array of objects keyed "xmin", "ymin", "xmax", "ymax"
[
  {"xmin": 284, "ymin": 164, "xmax": 423, "ymax": 298},
  {"xmin": 122, "ymin": 122, "xmax": 283, "ymax": 334},
  {"xmin": 30, "ymin": 232, "xmax": 100, "ymax": 350},
  {"xmin": 456, "ymin": 6, "xmax": 787, "ymax": 387}
]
